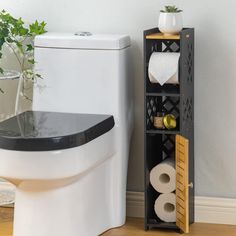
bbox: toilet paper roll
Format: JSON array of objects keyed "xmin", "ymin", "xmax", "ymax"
[
  {"xmin": 154, "ymin": 193, "xmax": 176, "ymax": 222},
  {"xmin": 149, "ymin": 72, "xmax": 178, "ymax": 85},
  {"xmin": 148, "ymin": 52, "xmax": 180, "ymax": 85},
  {"xmin": 150, "ymin": 157, "xmax": 176, "ymax": 193}
]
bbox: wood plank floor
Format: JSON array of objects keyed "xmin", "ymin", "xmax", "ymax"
[
  {"xmin": 0, "ymin": 207, "xmax": 13, "ymax": 236},
  {"xmin": 1, "ymin": 207, "xmax": 236, "ymax": 236}
]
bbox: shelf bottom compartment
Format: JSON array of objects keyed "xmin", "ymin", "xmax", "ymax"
[
  {"xmin": 145, "ymin": 185, "xmax": 178, "ymax": 231},
  {"xmin": 147, "ymin": 219, "xmax": 178, "ymax": 230},
  {"xmin": 145, "ymin": 133, "xmax": 191, "ymax": 233}
]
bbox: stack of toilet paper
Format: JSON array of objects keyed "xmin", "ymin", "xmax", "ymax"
[
  {"xmin": 150, "ymin": 157, "xmax": 176, "ymax": 222},
  {"xmin": 148, "ymin": 52, "xmax": 180, "ymax": 86}
]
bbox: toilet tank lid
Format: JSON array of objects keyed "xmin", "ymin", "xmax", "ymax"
[{"xmin": 34, "ymin": 32, "xmax": 131, "ymax": 50}]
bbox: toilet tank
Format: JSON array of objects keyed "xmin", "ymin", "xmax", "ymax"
[{"xmin": 33, "ymin": 32, "xmax": 132, "ymax": 126}]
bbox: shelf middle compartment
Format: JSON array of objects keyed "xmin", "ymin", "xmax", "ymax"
[{"xmin": 146, "ymin": 95, "xmax": 180, "ymax": 132}]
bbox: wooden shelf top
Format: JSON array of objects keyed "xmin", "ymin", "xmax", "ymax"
[{"xmin": 146, "ymin": 33, "xmax": 180, "ymax": 40}]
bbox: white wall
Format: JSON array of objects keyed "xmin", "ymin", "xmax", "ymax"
[{"xmin": 1, "ymin": 0, "xmax": 236, "ymax": 198}]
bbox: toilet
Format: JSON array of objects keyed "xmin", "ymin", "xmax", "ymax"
[{"xmin": 0, "ymin": 33, "xmax": 133, "ymax": 236}]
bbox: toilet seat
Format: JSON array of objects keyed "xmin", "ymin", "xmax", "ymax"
[{"xmin": 0, "ymin": 111, "xmax": 114, "ymax": 151}]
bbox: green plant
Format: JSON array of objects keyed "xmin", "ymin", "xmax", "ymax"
[
  {"xmin": 160, "ymin": 6, "xmax": 182, "ymax": 13},
  {"xmin": 0, "ymin": 10, "xmax": 46, "ymax": 94}
]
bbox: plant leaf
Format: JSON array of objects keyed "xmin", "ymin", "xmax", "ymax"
[
  {"xmin": 26, "ymin": 44, "xmax": 33, "ymax": 51},
  {"xmin": 0, "ymin": 10, "xmax": 47, "ymax": 97},
  {"xmin": 36, "ymin": 73, "xmax": 43, "ymax": 79},
  {"xmin": 29, "ymin": 20, "xmax": 47, "ymax": 35},
  {"xmin": 28, "ymin": 59, "xmax": 35, "ymax": 64},
  {"xmin": 161, "ymin": 5, "xmax": 182, "ymax": 13}
]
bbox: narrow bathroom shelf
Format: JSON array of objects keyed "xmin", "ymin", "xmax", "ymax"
[{"xmin": 144, "ymin": 27, "xmax": 194, "ymax": 233}]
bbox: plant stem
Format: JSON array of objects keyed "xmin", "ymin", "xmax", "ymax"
[{"xmin": 6, "ymin": 42, "xmax": 23, "ymax": 73}]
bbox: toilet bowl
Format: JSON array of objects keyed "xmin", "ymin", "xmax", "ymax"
[
  {"xmin": 0, "ymin": 111, "xmax": 116, "ymax": 236},
  {"xmin": 0, "ymin": 33, "xmax": 133, "ymax": 236}
]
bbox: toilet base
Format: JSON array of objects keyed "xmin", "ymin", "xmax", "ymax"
[{"xmin": 13, "ymin": 158, "xmax": 124, "ymax": 236}]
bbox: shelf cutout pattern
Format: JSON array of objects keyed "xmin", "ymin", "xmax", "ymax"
[
  {"xmin": 184, "ymin": 43, "xmax": 194, "ymax": 82},
  {"xmin": 183, "ymin": 98, "xmax": 193, "ymax": 124},
  {"xmin": 146, "ymin": 96, "xmax": 180, "ymax": 131},
  {"xmin": 150, "ymin": 41, "xmax": 180, "ymax": 54},
  {"xmin": 162, "ymin": 41, "xmax": 180, "ymax": 52},
  {"xmin": 162, "ymin": 134, "xmax": 175, "ymax": 159}
]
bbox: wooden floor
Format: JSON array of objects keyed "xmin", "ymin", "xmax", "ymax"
[
  {"xmin": 1, "ymin": 207, "xmax": 236, "ymax": 236},
  {"xmin": 0, "ymin": 207, "xmax": 13, "ymax": 236}
]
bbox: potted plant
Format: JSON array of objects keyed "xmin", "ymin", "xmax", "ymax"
[
  {"xmin": 0, "ymin": 10, "xmax": 46, "ymax": 98},
  {"xmin": 158, "ymin": 6, "xmax": 183, "ymax": 35}
]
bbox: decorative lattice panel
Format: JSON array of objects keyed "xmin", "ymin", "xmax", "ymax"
[
  {"xmin": 146, "ymin": 96, "xmax": 180, "ymax": 130},
  {"xmin": 162, "ymin": 41, "xmax": 180, "ymax": 52},
  {"xmin": 162, "ymin": 134, "xmax": 175, "ymax": 159},
  {"xmin": 150, "ymin": 41, "xmax": 180, "ymax": 54},
  {"xmin": 183, "ymin": 43, "xmax": 194, "ymax": 82},
  {"xmin": 183, "ymin": 97, "xmax": 193, "ymax": 124},
  {"xmin": 180, "ymin": 30, "xmax": 194, "ymax": 137}
]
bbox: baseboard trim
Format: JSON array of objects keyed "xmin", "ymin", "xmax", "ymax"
[
  {"xmin": 126, "ymin": 191, "xmax": 144, "ymax": 218},
  {"xmin": 1, "ymin": 185, "xmax": 236, "ymax": 224},
  {"xmin": 195, "ymin": 196, "xmax": 236, "ymax": 225},
  {"xmin": 126, "ymin": 191, "xmax": 236, "ymax": 225}
]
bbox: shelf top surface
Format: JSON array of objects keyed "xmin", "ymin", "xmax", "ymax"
[
  {"xmin": 146, "ymin": 33, "xmax": 180, "ymax": 40},
  {"xmin": 146, "ymin": 92, "xmax": 180, "ymax": 97},
  {"xmin": 146, "ymin": 130, "xmax": 180, "ymax": 135}
]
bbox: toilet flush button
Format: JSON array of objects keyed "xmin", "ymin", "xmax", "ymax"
[{"xmin": 75, "ymin": 31, "xmax": 92, "ymax": 36}]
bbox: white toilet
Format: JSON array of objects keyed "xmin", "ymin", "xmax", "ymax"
[{"xmin": 0, "ymin": 32, "xmax": 133, "ymax": 236}]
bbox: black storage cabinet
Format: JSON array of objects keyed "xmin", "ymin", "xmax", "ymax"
[{"xmin": 144, "ymin": 28, "xmax": 194, "ymax": 231}]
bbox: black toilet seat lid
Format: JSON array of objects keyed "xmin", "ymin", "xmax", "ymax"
[{"xmin": 0, "ymin": 111, "xmax": 114, "ymax": 151}]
